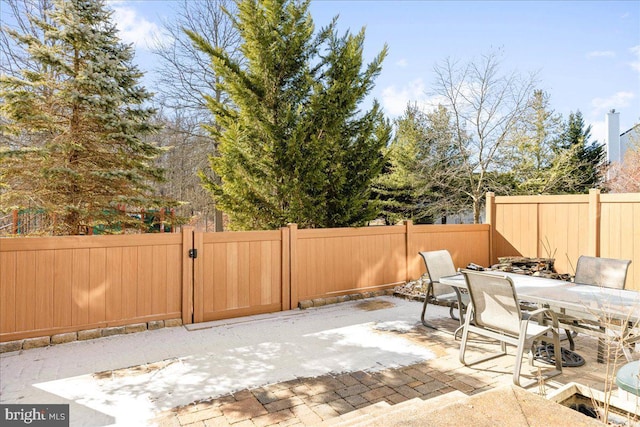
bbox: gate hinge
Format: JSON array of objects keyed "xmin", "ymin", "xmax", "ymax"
[{"xmin": 188, "ymin": 249, "xmax": 198, "ymax": 259}]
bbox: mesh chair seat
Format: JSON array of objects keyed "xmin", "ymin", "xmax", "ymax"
[{"xmin": 459, "ymin": 270, "xmax": 563, "ymax": 387}]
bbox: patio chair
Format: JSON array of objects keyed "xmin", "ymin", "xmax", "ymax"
[
  {"xmin": 574, "ymin": 255, "xmax": 631, "ymax": 289},
  {"xmin": 561, "ymin": 255, "xmax": 632, "ymax": 359},
  {"xmin": 419, "ymin": 250, "xmax": 469, "ymax": 331},
  {"xmin": 459, "ymin": 270, "xmax": 563, "ymax": 387}
]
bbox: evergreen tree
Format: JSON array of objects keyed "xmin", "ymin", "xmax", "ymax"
[
  {"xmin": 553, "ymin": 111, "xmax": 607, "ymax": 193},
  {"xmin": 507, "ymin": 90, "xmax": 564, "ymax": 194},
  {"xmin": 375, "ymin": 104, "xmax": 468, "ymax": 224},
  {"xmin": 188, "ymin": 0, "xmax": 390, "ymax": 230},
  {"xmin": 0, "ymin": 0, "xmax": 168, "ymax": 235},
  {"xmin": 374, "ymin": 104, "xmax": 424, "ymax": 225}
]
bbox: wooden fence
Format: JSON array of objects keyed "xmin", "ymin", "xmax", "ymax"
[
  {"xmin": 0, "ymin": 223, "xmax": 489, "ymax": 342},
  {"xmin": 289, "ymin": 223, "xmax": 490, "ymax": 306},
  {"xmin": 0, "ymin": 232, "xmax": 187, "ymax": 342},
  {"xmin": 3, "ymin": 190, "xmax": 636, "ymax": 342},
  {"xmin": 487, "ymin": 190, "xmax": 640, "ymax": 291}
]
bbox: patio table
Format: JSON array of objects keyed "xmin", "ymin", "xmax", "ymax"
[{"xmin": 440, "ymin": 271, "xmax": 640, "ymax": 362}]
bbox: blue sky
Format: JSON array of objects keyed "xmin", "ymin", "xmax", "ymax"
[{"xmin": 108, "ymin": 1, "xmax": 638, "ymax": 142}]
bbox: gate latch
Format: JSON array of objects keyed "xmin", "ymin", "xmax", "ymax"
[{"xmin": 188, "ymin": 249, "xmax": 198, "ymax": 259}]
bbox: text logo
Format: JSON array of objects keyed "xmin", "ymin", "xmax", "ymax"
[{"xmin": 1, "ymin": 405, "xmax": 69, "ymax": 426}]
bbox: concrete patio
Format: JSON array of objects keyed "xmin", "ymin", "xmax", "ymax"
[{"xmin": 0, "ymin": 295, "xmax": 630, "ymax": 426}]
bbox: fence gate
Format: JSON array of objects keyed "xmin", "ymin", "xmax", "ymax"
[{"xmin": 188, "ymin": 228, "xmax": 290, "ymax": 324}]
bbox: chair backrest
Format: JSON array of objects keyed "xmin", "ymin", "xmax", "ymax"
[
  {"xmin": 419, "ymin": 250, "xmax": 457, "ymax": 296},
  {"xmin": 463, "ymin": 270, "xmax": 522, "ymax": 336},
  {"xmin": 574, "ymin": 256, "xmax": 631, "ymax": 289}
]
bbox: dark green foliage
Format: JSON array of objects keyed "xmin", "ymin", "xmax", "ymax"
[
  {"xmin": 1, "ymin": 0, "xmax": 172, "ymax": 235},
  {"xmin": 552, "ymin": 111, "xmax": 607, "ymax": 193},
  {"xmin": 374, "ymin": 104, "xmax": 469, "ymax": 224},
  {"xmin": 189, "ymin": 0, "xmax": 390, "ymax": 230}
]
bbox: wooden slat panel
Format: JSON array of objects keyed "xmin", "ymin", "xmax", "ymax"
[
  {"xmin": 227, "ymin": 242, "xmax": 239, "ymax": 309},
  {"xmin": 16, "ymin": 251, "xmax": 36, "ymax": 332},
  {"xmin": 54, "ymin": 249, "xmax": 73, "ymax": 328},
  {"xmin": 238, "ymin": 242, "xmax": 250, "ymax": 308},
  {"xmin": 212, "ymin": 243, "xmax": 227, "ymax": 312},
  {"xmin": 105, "ymin": 247, "xmax": 123, "ymax": 322},
  {"xmin": 1, "ymin": 233, "xmax": 186, "ymax": 342},
  {"xmin": 0, "ymin": 233, "xmax": 181, "ymax": 251},
  {"xmin": 121, "ymin": 246, "xmax": 138, "ymax": 320},
  {"xmin": 151, "ymin": 245, "xmax": 168, "ymax": 315},
  {"xmin": 72, "ymin": 249, "xmax": 90, "ymax": 326},
  {"xmin": 0, "ymin": 252, "xmax": 16, "ymax": 333},
  {"xmin": 203, "ymin": 243, "xmax": 215, "ymax": 314},
  {"xmin": 34, "ymin": 250, "xmax": 54, "ymax": 330},
  {"xmin": 166, "ymin": 245, "xmax": 182, "ymax": 313},
  {"xmin": 137, "ymin": 247, "xmax": 154, "ymax": 317},
  {"xmin": 89, "ymin": 248, "xmax": 106, "ymax": 324}
]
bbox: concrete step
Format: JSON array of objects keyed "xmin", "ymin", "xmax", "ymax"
[
  {"xmin": 320, "ymin": 400, "xmax": 391, "ymax": 426},
  {"xmin": 321, "ymin": 391, "xmax": 467, "ymax": 427}
]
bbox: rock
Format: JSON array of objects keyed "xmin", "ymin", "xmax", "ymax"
[
  {"xmin": 0, "ymin": 340, "xmax": 23, "ymax": 353},
  {"xmin": 148, "ymin": 320, "xmax": 165, "ymax": 330},
  {"xmin": 78, "ymin": 329, "xmax": 101, "ymax": 340},
  {"xmin": 102, "ymin": 326, "xmax": 125, "ymax": 337},
  {"xmin": 51, "ymin": 332, "xmax": 77, "ymax": 344},
  {"xmin": 298, "ymin": 300, "xmax": 313, "ymax": 309},
  {"xmin": 164, "ymin": 319, "xmax": 183, "ymax": 328},
  {"xmin": 125, "ymin": 323, "xmax": 147, "ymax": 334},
  {"xmin": 23, "ymin": 336, "xmax": 50, "ymax": 349},
  {"xmin": 311, "ymin": 298, "xmax": 326, "ymax": 307}
]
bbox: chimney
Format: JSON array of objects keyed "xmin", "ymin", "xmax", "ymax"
[{"xmin": 606, "ymin": 109, "xmax": 621, "ymax": 163}]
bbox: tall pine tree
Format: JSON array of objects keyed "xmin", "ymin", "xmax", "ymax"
[
  {"xmin": 188, "ymin": 0, "xmax": 390, "ymax": 230},
  {"xmin": 1, "ymin": 0, "xmax": 168, "ymax": 235},
  {"xmin": 552, "ymin": 111, "xmax": 606, "ymax": 193}
]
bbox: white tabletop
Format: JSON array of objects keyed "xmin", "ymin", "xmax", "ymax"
[{"xmin": 440, "ymin": 271, "xmax": 640, "ymax": 323}]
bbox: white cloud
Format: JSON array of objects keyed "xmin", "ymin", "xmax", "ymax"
[
  {"xmin": 381, "ymin": 79, "xmax": 428, "ymax": 116},
  {"xmin": 590, "ymin": 91, "xmax": 635, "ymax": 116},
  {"xmin": 590, "ymin": 119, "xmax": 607, "ymax": 145},
  {"xmin": 586, "ymin": 50, "xmax": 615, "ymax": 59},
  {"xmin": 109, "ymin": 3, "xmax": 165, "ymax": 50},
  {"xmin": 630, "ymin": 45, "xmax": 640, "ymax": 72},
  {"xmin": 395, "ymin": 58, "xmax": 408, "ymax": 68}
]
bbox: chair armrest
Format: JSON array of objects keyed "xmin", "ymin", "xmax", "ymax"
[{"xmin": 525, "ymin": 307, "xmax": 559, "ymax": 328}]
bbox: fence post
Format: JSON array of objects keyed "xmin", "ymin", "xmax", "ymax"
[
  {"xmin": 288, "ymin": 223, "xmax": 298, "ymax": 309},
  {"xmin": 588, "ymin": 189, "xmax": 601, "ymax": 257},
  {"xmin": 12, "ymin": 209, "xmax": 18, "ymax": 234},
  {"xmin": 281, "ymin": 226, "xmax": 291, "ymax": 311},
  {"xmin": 405, "ymin": 220, "xmax": 413, "ymax": 282},
  {"xmin": 485, "ymin": 192, "xmax": 496, "ymax": 265},
  {"xmin": 181, "ymin": 226, "xmax": 194, "ymax": 324},
  {"xmin": 192, "ymin": 228, "xmax": 204, "ymax": 323}
]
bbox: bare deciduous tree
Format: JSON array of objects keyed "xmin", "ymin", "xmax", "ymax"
[
  {"xmin": 151, "ymin": 0, "xmax": 241, "ymax": 231},
  {"xmin": 431, "ymin": 51, "xmax": 536, "ymax": 223},
  {"xmin": 606, "ymin": 132, "xmax": 640, "ymax": 193},
  {"xmin": 0, "ymin": 0, "xmax": 54, "ymax": 76}
]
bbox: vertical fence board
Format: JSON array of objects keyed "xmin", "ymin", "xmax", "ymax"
[
  {"xmin": 34, "ymin": 250, "xmax": 54, "ymax": 330},
  {"xmin": 89, "ymin": 248, "xmax": 106, "ymax": 324},
  {"xmin": 0, "ymin": 252, "xmax": 16, "ymax": 333},
  {"xmin": 16, "ymin": 252, "xmax": 36, "ymax": 332},
  {"xmin": 54, "ymin": 249, "xmax": 73, "ymax": 328},
  {"xmin": 122, "ymin": 246, "xmax": 138, "ymax": 321},
  {"xmin": 105, "ymin": 247, "xmax": 123, "ymax": 324},
  {"xmin": 72, "ymin": 249, "xmax": 90, "ymax": 327}
]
